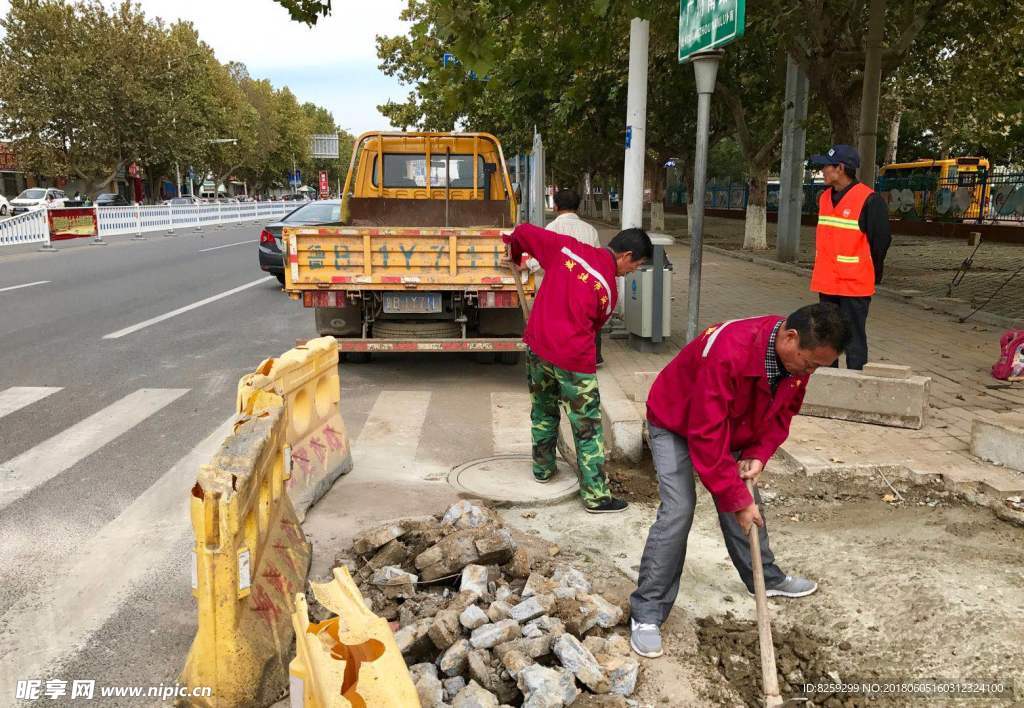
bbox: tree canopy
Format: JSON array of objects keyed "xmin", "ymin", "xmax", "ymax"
[{"xmin": 0, "ymin": 0, "xmax": 353, "ymax": 195}]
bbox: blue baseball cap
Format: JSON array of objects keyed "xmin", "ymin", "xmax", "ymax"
[{"xmin": 809, "ymin": 144, "xmax": 860, "ymax": 169}]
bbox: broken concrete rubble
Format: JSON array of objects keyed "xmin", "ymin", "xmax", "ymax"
[
  {"xmin": 452, "ymin": 680, "xmax": 500, "ymax": 708},
  {"xmin": 336, "ymin": 501, "xmax": 639, "ymax": 706},
  {"xmin": 460, "ymin": 604, "xmax": 490, "ymax": 630},
  {"xmin": 517, "ymin": 664, "xmax": 580, "ymax": 708},
  {"xmin": 553, "ymin": 633, "xmax": 610, "ymax": 693},
  {"xmin": 460, "ymin": 564, "xmax": 490, "ymax": 597},
  {"xmin": 470, "ymin": 619, "xmax": 522, "ymax": 649},
  {"xmin": 510, "ymin": 594, "xmax": 555, "ymax": 623}
]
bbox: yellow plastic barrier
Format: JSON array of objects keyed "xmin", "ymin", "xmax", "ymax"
[
  {"xmin": 237, "ymin": 336, "xmax": 353, "ymax": 520},
  {"xmin": 181, "ymin": 396, "xmax": 313, "ymax": 707},
  {"xmin": 289, "ymin": 567, "xmax": 421, "ymax": 708}
]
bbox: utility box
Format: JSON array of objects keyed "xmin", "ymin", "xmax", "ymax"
[{"xmin": 625, "ymin": 267, "xmax": 672, "ymax": 337}]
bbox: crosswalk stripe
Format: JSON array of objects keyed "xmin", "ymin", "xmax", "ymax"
[
  {"xmin": 0, "ymin": 388, "xmax": 189, "ymax": 511},
  {"xmin": 0, "ymin": 415, "xmax": 234, "ymax": 694},
  {"xmin": 491, "ymin": 392, "xmax": 532, "ymax": 455},
  {"xmin": 0, "ymin": 386, "xmax": 62, "ymax": 420},
  {"xmin": 349, "ymin": 391, "xmax": 434, "ymax": 481}
]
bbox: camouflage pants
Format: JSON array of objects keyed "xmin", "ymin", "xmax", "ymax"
[{"xmin": 526, "ymin": 349, "xmax": 612, "ymax": 507}]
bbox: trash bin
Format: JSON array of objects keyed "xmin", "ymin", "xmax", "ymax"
[{"xmin": 625, "ymin": 234, "xmax": 674, "ymax": 352}]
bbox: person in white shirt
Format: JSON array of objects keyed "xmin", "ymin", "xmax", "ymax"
[{"xmin": 526, "ymin": 189, "xmax": 606, "ymax": 363}]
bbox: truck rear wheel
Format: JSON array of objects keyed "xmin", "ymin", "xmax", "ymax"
[
  {"xmin": 498, "ymin": 351, "xmax": 521, "ymax": 365},
  {"xmin": 371, "ymin": 321, "xmax": 461, "ymax": 339},
  {"xmin": 342, "ymin": 352, "xmax": 371, "ymax": 364}
]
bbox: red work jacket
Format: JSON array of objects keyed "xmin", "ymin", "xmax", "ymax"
[
  {"xmin": 504, "ymin": 223, "xmax": 617, "ymax": 374},
  {"xmin": 811, "ymin": 183, "xmax": 876, "ymax": 297},
  {"xmin": 646, "ymin": 316, "xmax": 810, "ymax": 513}
]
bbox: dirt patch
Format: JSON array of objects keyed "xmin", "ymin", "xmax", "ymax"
[
  {"xmin": 605, "ymin": 456, "xmax": 659, "ymax": 504},
  {"xmin": 696, "ymin": 616, "xmax": 854, "ymax": 707}
]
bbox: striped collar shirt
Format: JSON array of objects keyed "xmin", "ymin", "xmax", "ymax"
[{"xmin": 765, "ymin": 320, "xmax": 789, "ymax": 392}]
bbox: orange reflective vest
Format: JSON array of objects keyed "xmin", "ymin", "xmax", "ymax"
[{"xmin": 810, "ymin": 183, "xmax": 876, "ymax": 297}]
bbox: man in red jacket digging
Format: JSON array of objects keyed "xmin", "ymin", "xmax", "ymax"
[
  {"xmin": 504, "ymin": 222, "xmax": 652, "ymax": 514},
  {"xmin": 628, "ymin": 303, "xmax": 851, "ymax": 658}
]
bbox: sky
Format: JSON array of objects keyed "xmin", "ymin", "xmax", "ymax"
[{"xmin": 0, "ymin": 0, "xmax": 412, "ymax": 135}]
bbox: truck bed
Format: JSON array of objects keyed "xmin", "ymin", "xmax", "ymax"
[{"xmin": 283, "ymin": 226, "xmax": 521, "ymax": 291}]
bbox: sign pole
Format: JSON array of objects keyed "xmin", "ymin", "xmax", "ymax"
[
  {"xmin": 679, "ymin": 0, "xmax": 745, "ymax": 342},
  {"xmin": 685, "ymin": 50, "xmax": 722, "ymax": 342}
]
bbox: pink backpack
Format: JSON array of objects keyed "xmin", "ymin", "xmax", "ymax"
[{"xmin": 992, "ymin": 330, "xmax": 1024, "ymax": 380}]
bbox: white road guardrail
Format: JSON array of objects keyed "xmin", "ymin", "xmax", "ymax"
[{"xmin": 0, "ymin": 202, "xmax": 293, "ymax": 249}]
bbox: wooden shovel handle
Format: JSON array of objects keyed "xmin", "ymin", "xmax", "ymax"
[{"xmin": 746, "ymin": 479, "xmax": 784, "ymax": 707}]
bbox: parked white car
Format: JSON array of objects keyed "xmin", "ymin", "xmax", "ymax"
[
  {"xmin": 10, "ymin": 188, "xmax": 66, "ymax": 215},
  {"xmin": 0, "ymin": 194, "xmax": 10, "ymax": 216}
]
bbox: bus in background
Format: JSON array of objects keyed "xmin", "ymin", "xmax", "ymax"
[{"xmin": 877, "ymin": 157, "xmax": 991, "ymax": 220}]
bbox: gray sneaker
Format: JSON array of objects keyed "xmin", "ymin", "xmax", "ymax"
[
  {"xmin": 630, "ymin": 619, "xmax": 664, "ymax": 658},
  {"xmin": 754, "ymin": 575, "xmax": 818, "ymax": 598}
]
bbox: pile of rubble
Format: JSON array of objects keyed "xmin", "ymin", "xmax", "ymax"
[{"xmin": 329, "ymin": 501, "xmax": 641, "ymax": 708}]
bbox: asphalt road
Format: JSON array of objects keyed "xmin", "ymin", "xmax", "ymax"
[{"xmin": 0, "ymin": 225, "xmax": 529, "ymax": 704}]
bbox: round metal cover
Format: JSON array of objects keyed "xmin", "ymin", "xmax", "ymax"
[{"xmin": 448, "ymin": 454, "xmax": 578, "ymax": 504}]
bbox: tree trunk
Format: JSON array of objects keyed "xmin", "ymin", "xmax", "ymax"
[
  {"xmin": 743, "ymin": 165, "xmax": 769, "ymax": 250},
  {"xmin": 682, "ymin": 165, "xmax": 695, "ymax": 235},
  {"xmin": 885, "ymin": 109, "xmax": 902, "ymax": 164}
]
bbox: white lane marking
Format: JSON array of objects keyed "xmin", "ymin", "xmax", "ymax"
[
  {"xmin": 491, "ymin": 392, "xmax": 532, "ymax": 455},
  {"xmin": 0, "ymin": 280, "xmax": 50, "ymax": 293},
  {"xmin": 0, "ymin": 388, "xmax": 189, "ymax": 511},
  {"xmin": 0, "ymin": 386, "xmax": 62, "ymax": 420},
  {"xmin": 198, "ymin": 239, "xmax": 257, "ymax": 253},
  {"xmin": 0, "ymin": 416, "xmax": 234, "ymax": 693},
  {"xmin": 349, "ymin": 391, "xmax": 433, "ymax": 481},
  {"xmin": 102, "ymin": 276, "xmax": 273, "ymax": 339}
]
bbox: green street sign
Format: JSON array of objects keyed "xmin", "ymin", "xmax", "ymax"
[{"xmin": 678, "ymin": 0, "xmax": 746, "ymax": 62}]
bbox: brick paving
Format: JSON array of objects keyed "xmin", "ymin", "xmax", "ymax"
[
  {"xmin": 587, "ymin": 220, "xmax": 1024, "ymax": 503},
  {"xmin": 659, "ymin": 213, "xmax": 1024, "ymax": 324}
]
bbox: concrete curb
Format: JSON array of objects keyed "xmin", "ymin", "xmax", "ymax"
[
  {"xmin": 597, "ymin": 369, "xmax": 644, "ymax": 463},
  {"xmin": 776, "ymin": 444, "xmax": 1024, "ymax": 527}
]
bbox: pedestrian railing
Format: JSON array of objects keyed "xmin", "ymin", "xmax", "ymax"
[
  {"xmin": 0, "ymin": 208, "xmax": 50, "ymax": 247},
  {"xmin": 0, "ymin": 202, "xmax": 293, "ymax": 250}
]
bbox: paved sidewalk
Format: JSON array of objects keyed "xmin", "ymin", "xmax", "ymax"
[
  {"xmin": 663, "ymin": 213, "xmax": 1024, "ymax": 324},
  {"xmin": 589, "ymin": 221, "xmax": 1024, "ymax": 520}
]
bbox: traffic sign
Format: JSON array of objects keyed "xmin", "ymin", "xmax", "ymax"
[
  {"xmin": 318, "ymin": 171, "xmax": 329, "ymax": 198},
  {"xmin": 310, "ymin": 134, "xmax": 339, "ymax": 159},
  {"xmin": 678, "ymin": 0, "xmax": 745, "ymax": 62}
]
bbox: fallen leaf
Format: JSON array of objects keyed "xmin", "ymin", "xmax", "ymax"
[{"xmin": 882, "ymin": 493, "xmax": 897, "ymax": 503}]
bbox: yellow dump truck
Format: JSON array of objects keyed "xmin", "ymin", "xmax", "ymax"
[{"xmin": 282, "ymin": 131, "xmax": 528, "ymax": 363}]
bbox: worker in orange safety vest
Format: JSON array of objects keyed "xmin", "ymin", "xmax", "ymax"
[{"xmin": 808, "ymin": 144, "xmax": 892, "ymax": 370}]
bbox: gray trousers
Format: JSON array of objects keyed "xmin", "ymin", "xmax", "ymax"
[{"xmin": 629, "ymin": 424, "xmax": 787, "ymax": 625}]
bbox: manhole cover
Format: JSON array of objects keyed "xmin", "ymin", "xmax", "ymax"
[{"xmin": 448, "ymin": 454, "xmax": 579, "ymax": 504}]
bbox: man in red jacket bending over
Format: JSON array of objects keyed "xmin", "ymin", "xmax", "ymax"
[
  {"xmin": 629, "ymin": 303, "xmax": 851, "ymax": 658},
  {"xmin": 505, "ymin": 223, "xmax": 652, "ymax": 514}
]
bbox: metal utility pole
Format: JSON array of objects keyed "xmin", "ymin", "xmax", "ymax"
[
  {"xmin": 686, "ymin": 50, "xmax": 722, "ymax": 342},
  {"xmin": 777, "ymin": 56, "xmax": 809, "ymax": 263},
  {"xmin": 857, "ymin": 0, "xmax": 886, "ymax": 187},
  {"xmin": 621, "ymin": 17, "xmax": 650, "ymax": 230}
]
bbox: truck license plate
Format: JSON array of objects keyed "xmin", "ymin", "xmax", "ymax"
[{"xmin": 383, "ymin": 292, "xmax": 442, "ymax": 314}]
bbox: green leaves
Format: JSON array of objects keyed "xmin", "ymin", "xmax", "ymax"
[{"xmin": 0, "ymin": 0, "xmax": 345, "ymax": 194}]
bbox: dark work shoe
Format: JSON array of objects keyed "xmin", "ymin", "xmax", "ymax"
[
  {"xmin": 584, "ymin": 497, "xmax": 628, "ymax": 514},
  {"xmin": 534, "ymin": 473, "xmax": 555, "ymax": 484}
]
